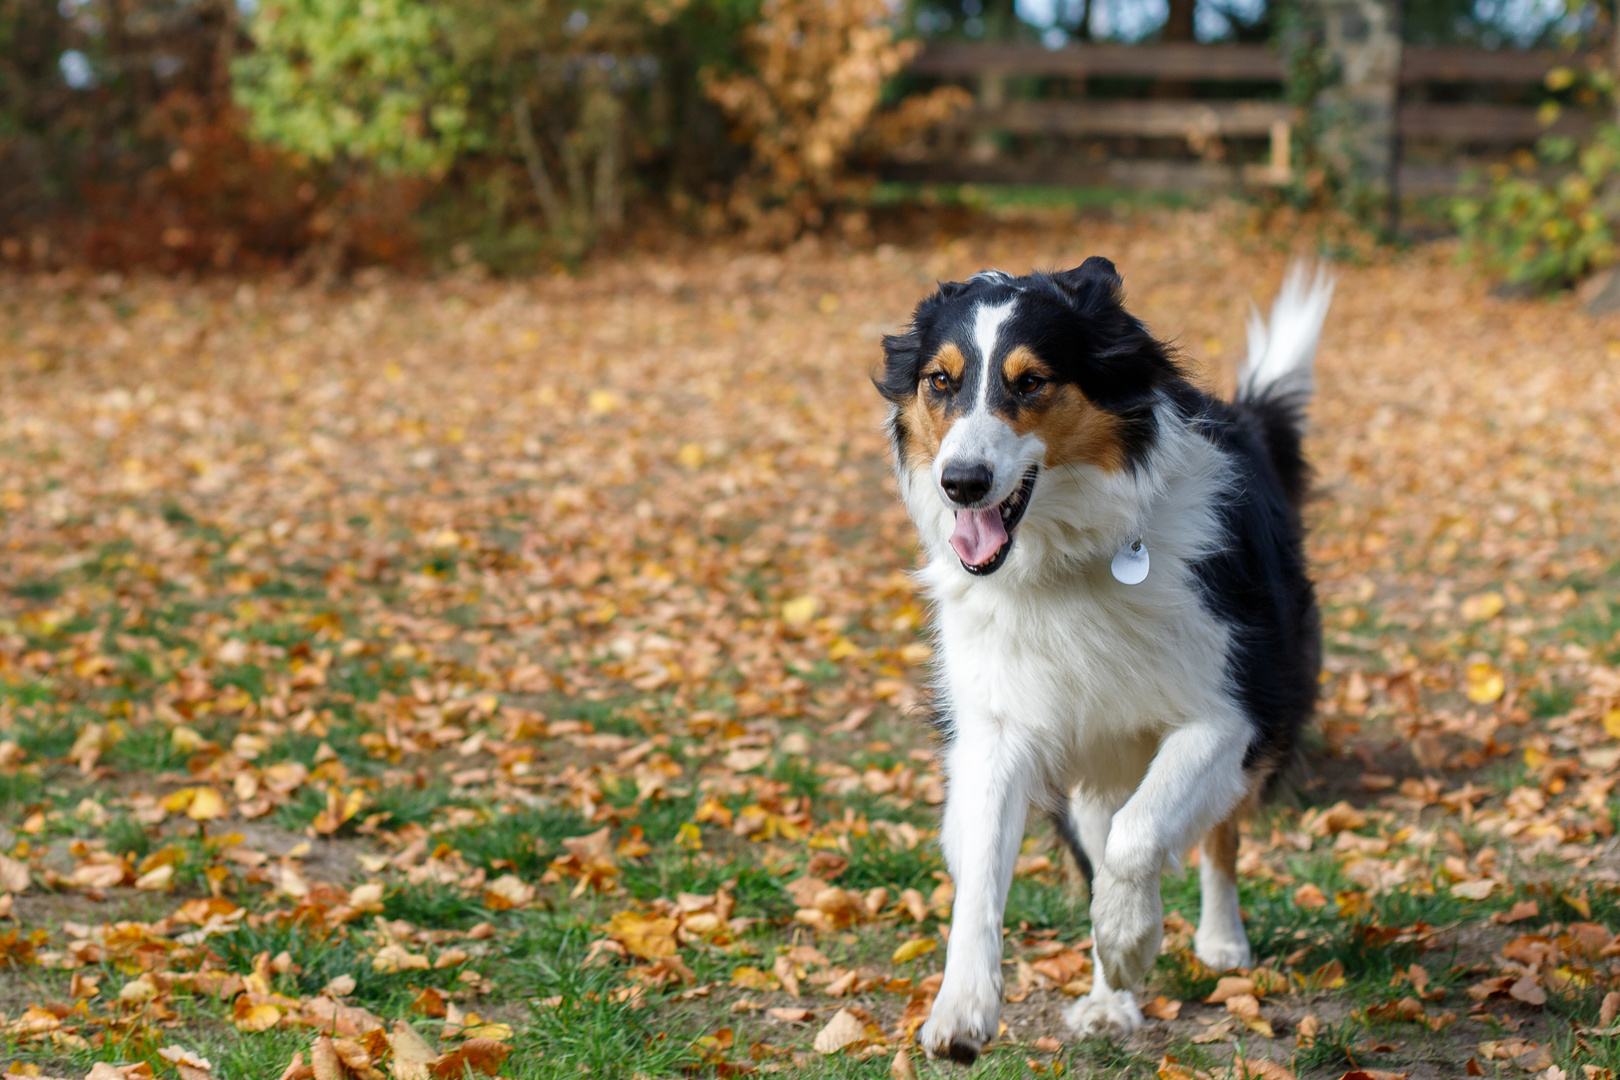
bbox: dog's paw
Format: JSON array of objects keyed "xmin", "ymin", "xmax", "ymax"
[
  {"xmin": 1090, "ymin": 868, "xmax": 1163, "ymax": 992},
  {"xmin": 1064, "ymin": 984, "xmax": 1144, "ymax": 1038},
  {"xmin": 919, "ymin": 981, "xmax": 1001, "ymax": 1065},
  {"xmin": 1193, "ymin": 931, "xmax": 1251, "ymax": 973}
]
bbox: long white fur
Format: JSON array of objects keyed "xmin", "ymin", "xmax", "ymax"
[
  {"xmin": 905, "ymin": 267, "xmax": 1330, "ymax": 1059},
  {"xmin": 1238, "ymin": 260, "xmax": 1335, "ymax": 406}
]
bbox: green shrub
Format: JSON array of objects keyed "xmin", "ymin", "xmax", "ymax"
[{"xmin": 1454, "ymin": 126, "xmax": 1620, "ymax": 292}]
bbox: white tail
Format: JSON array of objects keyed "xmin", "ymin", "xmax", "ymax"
[{"xmin": 1237, "ymin": 260, "xmax": 1334, "ymax": 406}]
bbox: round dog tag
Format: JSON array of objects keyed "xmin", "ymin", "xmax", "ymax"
[{"xmin": 1111, "ymin": 539, "xmax": 1149, "ymax": 585}]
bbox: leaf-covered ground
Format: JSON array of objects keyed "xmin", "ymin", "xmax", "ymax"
[{"xmin": 2, "ymin": 207, "xmax": 1620, "ymax": 1080}]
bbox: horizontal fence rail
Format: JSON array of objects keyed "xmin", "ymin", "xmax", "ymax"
[
  {"xmin": 899, "ymin": 41, "xmax": 1589, "ymax": 192},
  {"xmin": 908, "ymin": 42, "xmax": 1285, "ymax": 80}
]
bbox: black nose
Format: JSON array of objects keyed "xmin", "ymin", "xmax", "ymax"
[{"xmin": 941, "ymin": 462, "xmax": 993, "ymax": 505}]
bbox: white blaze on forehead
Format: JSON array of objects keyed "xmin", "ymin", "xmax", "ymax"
[
  {"xmin": 971, "ymin": 300, "xmax": 1018, "ymax": 406},
  {"xmin": 936, "ymin": 298, "xmax": 1036, "ymax": 509}
]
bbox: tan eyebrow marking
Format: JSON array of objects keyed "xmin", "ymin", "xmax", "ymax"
[
  {"xmin": 926, "ymin": 343, "xmax": 966, "ymax": 381},
  {"xmin": 1001, "ymin": 345, "xmax": 1051, "ymax": 384}
]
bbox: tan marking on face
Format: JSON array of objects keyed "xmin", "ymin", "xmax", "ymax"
[
  {"xmin": 1000, "ymin": 345, "xmax": 1047, "ymax": 386},
  {"xmin": 900, "ymin": 342, "xmax": 967, "ymax": 463},
  {"xmin": 929, "ymin": 343, "xmax": 966, "ymax": 381},
  {"xmin": 901, "ymin": 390, "xmax": 946, "ymax": 461},
  {"xmin": 1007, "ymin": 368, "xmax": 1128, "ymax": 473}
]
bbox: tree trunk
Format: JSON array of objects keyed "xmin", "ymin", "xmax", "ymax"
[
  {"xmin": 1156, "ymin": 0, "xmax": 1196, "ymax": 98},
  {"xmin": 1614, "ymin": 0, "xmax": 1620, "ymax": 125},
  {"xmin": 1164, "ymin": 0, "xmax": 1196, "ymax": 41}
]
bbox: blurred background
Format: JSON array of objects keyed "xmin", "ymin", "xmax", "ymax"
[{"xmin": 0, "ymin": 0, "xmax": 1613, "ymax": 293}]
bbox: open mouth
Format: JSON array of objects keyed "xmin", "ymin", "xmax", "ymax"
[{"xmin": 948, "ymin": 467, "xmax": 1038, "ymax": 575}]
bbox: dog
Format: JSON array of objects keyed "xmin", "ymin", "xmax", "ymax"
[{"xmin": 874, "ymin": 257, "xmax": 1332, "ymax": 1062}]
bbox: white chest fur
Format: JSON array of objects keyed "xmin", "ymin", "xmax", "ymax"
[
  {"xmin": 899, "ymin": 410, "xmax": 1246, "ymax": 802},
  {"xmin": 924, "ymin": 551, "xmax": 1238, "ymax": 801}
]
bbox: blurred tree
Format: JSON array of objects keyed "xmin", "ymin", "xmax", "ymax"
[
  {"xmin": 702, "ymin": 0, "xmax": 970, "ymax": 243},
  {"xmin": 1165, "ymin": 0, "xmax": 1196, "ymax": 40}
]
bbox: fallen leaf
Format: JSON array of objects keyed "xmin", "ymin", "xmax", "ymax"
[
  {"xmin": 1142, "ymin": 996, "xmax": 1182, "ymax": 1020},
  {"xmin": 891, "ymin": 938, "xmax": 936, "ymax": 964},
  {"xmin": 1224, "ymin": 994, "xmax": 1273, "ymax": 1038},
  {"xmin": 768, "ymin": 1007, "xmax": 813, "ymax": 1023},
  {"xmin": 813, "ymin": 1008, "xmax": 868, "ymax": 1054},
  {"xmin": 388, "ymin": 1021, "xmax": 437, "ymax": 1080},
  {"xmin": 430, "ymin": 1039, "xmax": 509, "ymax": 1079}
]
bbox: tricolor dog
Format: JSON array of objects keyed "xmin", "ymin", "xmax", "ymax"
[{"xmin": 875, "ymin": 257, "xmax": 1333, "ymax": 1060}]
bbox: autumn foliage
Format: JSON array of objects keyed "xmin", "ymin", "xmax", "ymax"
[{"xmin": 702, "ymin": 0, "xmax": 970, "ymax": 245}]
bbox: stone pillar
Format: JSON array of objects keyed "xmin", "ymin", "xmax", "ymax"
[{"xmin": 1302, "ymin": 0, "xmax": 1402, "ymax": 211}]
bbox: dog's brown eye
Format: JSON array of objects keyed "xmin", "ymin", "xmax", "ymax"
[
  {"xmin": 1015, "ymin": 374, "xmax": 1046, "ymax": 394},
  {"xmin": 928, "ymin": 372, "xmax": 950, "ymax": 392}
]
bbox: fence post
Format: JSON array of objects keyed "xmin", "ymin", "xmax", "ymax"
[
  {"xmin": 1302, "ymin": 0, "xmax": 1403, "ymax": 217},
  {"xmin": 970, "ymin": 70, "xmax": 1007, "ymax": 163}
]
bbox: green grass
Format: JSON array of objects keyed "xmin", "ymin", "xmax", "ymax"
[
  {"xmin": 835, "ymin": 834, "xmax": 941, "ymax": 895},
  {"xmin": 1292, "ymin": 1016, "xmax": 1364, "ymax": 1072},
  {"xmin": 446, "ymin": 805, "xmax": 593, "ymax": 875},
  {"xmin": 381, "ymin": 879, "xmax": 492, "ymax": 929},
  {"xmin": 866, "ymin": 182, "xmax": 1203, "ymax": 214},
  {"xmin": 1004, "ymin": 877, "xmax": 1087, "ymax": 933}
]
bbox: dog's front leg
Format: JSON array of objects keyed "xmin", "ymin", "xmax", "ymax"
[
  {"xmin": 919, "ymin": 728, "xmax": 1028, "ymax": 1065},
  {"xmin": 1091, "ymin": 720, "xmax": 1248, "ymax": 994}
]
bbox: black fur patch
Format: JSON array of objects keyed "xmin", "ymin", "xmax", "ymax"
[{"xmin": 1184, "ymin": 393, "xmax": 1320, "ymax": 779}]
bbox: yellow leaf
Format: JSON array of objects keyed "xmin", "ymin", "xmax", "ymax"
[
  {"xmin": 676, "ymin": 443, "xmax": 705, "ymax": 468},
  {"xmin": 782, "ymin": 595, "xmax": 818, "ymax": 627},
  {"xmin": 587, "ymin": 389, "xmax": 619, "ymax": 414},
  {"xmin": 891, "ymin": 938, "xmax": 936, "ymax": 964},
  {"xmin": 1459, "ymin": 591, "xmax": 1505, "ymax": 621},
  {"xmin": 134, "ymin": 864, "xmax": 174, "ymax": 891},
  {"xmin": 1604, "ymin": 706, "xmax": 1620, "ymax": 740},
  {"xmin": 186, "ymin": 786, "xmax": 227, "ymax": 821},
  {"xmin": 827, "ymin": 637, "xmax": 860, "ymax": 661},
  {"xmin": 233, "ymin": 1001, "xmax": 282, "ymax": 1032},
  {"xmin": 731, "ymin": 965, "xmax": 779, "ymax": 990},
  {"xmin": 605, "ymin": 910, "xmax": 679, "ymax": 960},
  {"xmin": 1465, "ymin": 662, "xmax": 1505, "ymax": 705}
]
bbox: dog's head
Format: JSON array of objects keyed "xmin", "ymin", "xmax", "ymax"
[{"xmin": 875, "ymin": 257, "xmax": 1176, "ymax": 575}]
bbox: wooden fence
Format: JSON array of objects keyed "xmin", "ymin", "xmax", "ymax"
[{"xmin": 891, "ymin": 41, "xmax": 1581, "ymax": 192}]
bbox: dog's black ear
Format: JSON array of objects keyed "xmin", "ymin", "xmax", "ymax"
[
  {"xmin": 1052, "ymin": 257, "xmax": 1124, "ymax": 306},
  {"xmin": 874, "ymin": 330, "xmax": 922, "ymax": 404},
  {"xmin": 937, "ymin": 279, "xmax": 970, "ymax": 299}
]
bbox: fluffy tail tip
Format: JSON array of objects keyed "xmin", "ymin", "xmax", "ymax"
[{"xmin": 1237, "ymin": 259, "xmax": 1334, "ymax": 406}]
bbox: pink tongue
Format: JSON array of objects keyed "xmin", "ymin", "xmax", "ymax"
[{"xmin": 949, "ymin": 508, "xmax": 1008, "ymax": 567}]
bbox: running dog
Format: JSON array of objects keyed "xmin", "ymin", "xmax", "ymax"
[{"xmin": 874, "ymin": 257, "xmax": 1332, "ymax": 1061}]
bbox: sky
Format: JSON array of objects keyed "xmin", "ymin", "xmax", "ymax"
[{"xmin": 1010, "ymin": 0, "xmax": 1572, "ymax": 44}]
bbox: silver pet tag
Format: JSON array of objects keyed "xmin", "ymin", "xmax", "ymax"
[{"xmin": 1111, "ymin": 538, "xmax": 1149, "ymax": 585}]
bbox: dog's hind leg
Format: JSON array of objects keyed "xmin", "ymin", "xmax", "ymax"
[
  {"xmin": 1050, "ymin": 787, "xmax": 1120, "ymax": 888},
  {"xmin": 1060, "ymin": 789, "xmax": 1146, "ymax": 1039},
  {"xmin": 1193, "ymin": 814, "xmax": 1252, "ymax": 972}
]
